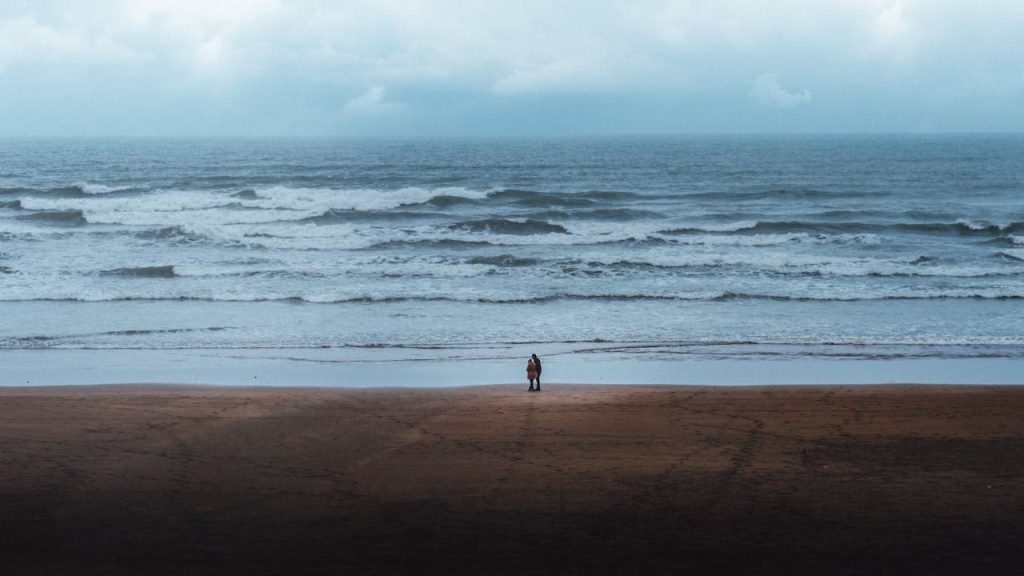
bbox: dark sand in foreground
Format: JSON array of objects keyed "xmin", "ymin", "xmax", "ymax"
[{"xmin": 1, "ymin": 384, "xmax": 1022, "ymax": 575}]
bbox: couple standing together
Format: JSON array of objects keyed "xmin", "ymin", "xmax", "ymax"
[{"xmin": 526, "ymin": 353, "xmax": 542, "ymax": 392}]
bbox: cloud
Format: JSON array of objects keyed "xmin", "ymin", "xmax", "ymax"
[
  {"xmin": 494, "ymin": 56, "xmax": 613, "ymax": 94},
  {"xmin": 750, "ymin": 73, "xmax": 812, "ymax": 108},
  {"xmin": 0, "ymin": 16, "xmax": 142, "ymax": 73},
  {"xmin": 342, "ymin": 85, "xmax": 404, "ymax": 116},
  {"xmin": 1, "ymin": 1, "xmax": 1023, "ymax": 135}
]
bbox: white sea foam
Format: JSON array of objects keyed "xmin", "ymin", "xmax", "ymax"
[
  {"xmin": 3, "ymin": 286, "xmax": 1023, "ymax": 304},
  {"xmin": 79, "ymin": 182, "xmax": 131, "ymax": 195},
  {"xmin": 955, "ymin": 218, "xmax": 1023, "ymax": 232},
  {"xmin": 574, "ymin": 251, "xmax": 1018, "ymax": 278},
  {"xmin": 253, "ymin": 185, "xmax": 490, "ymax": 212},
  {"xmin": 956, "ymin": 219, "xmax": 991, "ymax": 231},
  {"xmin": 659, "ymin": 233, "xmax": 809, "ymax": 246},
  {"xmin": 687, "ymin": 220, "xmax": 760, "ymax": 232},
  {"xmin": 19, "ymin": 191, "xmax": 283, "ymax": 226},
  {"xmin": 16, "ymin": 186, "xmax": 492, "ymax": 227},
  {"xmin": 172, "ymin": 255, "xmax": 490, "ymax": 279}
]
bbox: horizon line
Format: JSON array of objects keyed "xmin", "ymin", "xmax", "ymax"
[{"xmin": 3, "ymin": 131, "xmax": 1024, "ymax": 141}]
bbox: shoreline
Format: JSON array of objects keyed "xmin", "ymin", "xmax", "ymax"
[
  {"xmin": 4, "ymin": 381, "xmax": 1024, "ymax": 392},
  {"xmin": 4, "ymin": 347, "xmax": 1024, "ymax": 387},
  {"xmin": 2, "ymin": 384, "xmax": 1022, "ymax": 574}
]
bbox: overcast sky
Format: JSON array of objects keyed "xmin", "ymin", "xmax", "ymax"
[{"xmin": 1, "ymin": 0, "xmax": 1022, "ymax": 137}]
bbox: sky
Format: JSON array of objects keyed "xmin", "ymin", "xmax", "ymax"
[{"xmin": 1, "ymin": 0, "xmax": 1022, "ymax": 137}]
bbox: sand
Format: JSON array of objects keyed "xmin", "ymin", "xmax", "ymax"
[{"xmin": 0, "ymin": 384, "xmax": 1022, "ymax": 575}]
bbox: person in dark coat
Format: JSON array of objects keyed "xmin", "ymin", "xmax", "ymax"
[{"xmin": 531, "ymin": 354, "xmax": 542, "ymax": 391}]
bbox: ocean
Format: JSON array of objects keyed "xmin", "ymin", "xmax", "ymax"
[{"xmin": 2, "ymin": 135, "xmax": 1023, "ymax": 385}]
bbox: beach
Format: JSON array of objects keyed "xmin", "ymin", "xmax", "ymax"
[
  {"xmin": 4, "ymin": 2, "xmax": 1024, "ymax": 573},
  {"xmin": 1, "ymin": 384, "xmax": 1021, "ymax": 575}
]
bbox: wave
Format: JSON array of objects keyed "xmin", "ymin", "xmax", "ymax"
[
  {"xmin": 980, "ymin": 236, "xmax": 1019, "ymax": 247},
  {"xmin": 362, "ymin": 233, "xmax": 822, "ymax": 250},
  {"xmin": 0, "ymin": 265, "xmax": 12, "ymax": 274},
  {"xmin": 13, "ymin": 185, "xmax": 494, "ymax": 227},
  {"xmin": 100, "ymin": 326, "xmax": 230, "ymax": 336},
  {"xmin": 526, "ymin": 208, "xmax": 665, "ymax": 221},
  {"xmin": 0, "ymin": 200, "xmax": 21, "ymax": 209},
  {"xmin": 486, "ymin": 189, "xmax": 641, "ymax": 208},
  {"xmin": 809, "ymin": 209, "xmax": 890, "ymax": 219},
  {"xmin": 466, "ymin": 255, "xmax": 543, "ymax": 267},
  {"xmin": 710, "ymin": 291, "xmax": 1024, "ymax": 302},
  {"xmin": 7, "ymin": 289, "xmax": 1024, "ymax": 305},
  {"xmin": 301, "ymin": 209, "xmax": 447, "ymax": 224},
  {"xmin": 368, "ymin": 239, "xmax": 496, "ymax": 250},
  {"xmin": 660, "ymin": 220, "xmax": 1024, "ymax": 237},
  {"xmin": 251, "ymin": 185, "xmax": 491, "ymax": 212},
  {"xmin": 447, "ymin": 218, "xmax": 569, "ymax": 235},
  {"xmin": 999, "ymin": 249, "xmax": 1024, "ymax": 262},
  {"xmin": 40, "ymin": 251, "xmax": 1010, "ymax": 280},
  {"xmin": 135, "ymin": 226, "xmax": 207, "ymax": 242},
  {"xmin": 425, "ymin": 194, "xmax": 484, "ymax": 208},
  {"xmin": 99, "ymin": 265, "xmax": 177, "ymax": 278},
  {"xmin": 659, "ymin": 221, "xmax": 760, "ymax": 234},
  {"xmin": 16, "ymin": 209, "xmax": 86, "ymax": 225},
  {"xmin": 0, "ymin": 185, "xmax": 89, "ymax": 198},
  {"xmin": 683, "ymin": 188, "xmax": 880, "ymax": 201},
  {"xmin": 0, "ymin": 183, "xmax": 141, "ymax": 198},
  {"xmin": 8, "ymin": 326, "xmax": 233, "ymax": 347},
  {"xmin": 78, "ymin": 182, "xmax": 135, "ymax": 195},
  {"xmin": 663, "ymin": 232, "xmax": 828, "ymax": 247},
  {"xmin": 578, "ymin": 254, "xmax": 1018, "ymax": 278},
  {"xmin": 571, "ymin": 340, "xmax": 1024, "ymax": 359}
]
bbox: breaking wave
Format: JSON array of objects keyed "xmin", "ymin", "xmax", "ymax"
[
  {"xmin": 16, "ymin": 209, "xmax": 86, "ymax": 225},
  {"xmin": 683, "ymin": 188, "xmax": 881, "ymax": 201},
  {"xmin": 100, "ymin": 265, "xmax": 178, "ymax": 278},
  {"xmin": 448, "ymin": 218, "xmax": 569, "ymax": 235},
  {"xmin": 6, "ymin": 291, "xmax": 1024, "ymax": 304},
  {"xmin": 660, "ymin": 220, "xmax": 1024, "ymax": 236},
  {"xmin": 485, "ymin": 189, "xmax": 643, "ymax": 208},
  {"xmin": 466, "ymin": 255, "xmax": 543, "ymax": 267}
]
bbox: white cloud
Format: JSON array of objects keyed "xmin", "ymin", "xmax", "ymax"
[
  {"xmin": 0, "ymin": 16, "xmax": 142, "ymax": 73},
  {"xmin": 494, "ymin": 56, "xmax": 614, "ymax": 94},
  {"xmin": 342, "ymin": 85, "xmax": 404, "ymax": 116},
  {"xmin": 874, "ymin": 1, "xmax": 909, "ymax": 44},
  {"xmin": 750, "ymin": 73, "xmax": 812, "ymax": 108},
  {"xmin": 193, "ymin": 35, "xmax": 233, "ymax": 75},
  {"xmin": 4, "ymin": 1, "xmax": 1021, "ymax": 96},
  {"xmin": 2, "ymin": 1, "xmax": 1024, "ymax": 134}
]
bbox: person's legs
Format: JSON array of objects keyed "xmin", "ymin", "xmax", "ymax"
[
  {"xmin": 536, "ymin": 375, "xmax": 540, "ymax": 390},
  {"xmin": 528, "ymin": 378, "xmax": 535, "ymax": 391}
]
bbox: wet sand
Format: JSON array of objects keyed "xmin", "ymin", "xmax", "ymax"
[{"xmin": 1, "ymin": 384, "xmax": 1022, "ymax": 574}]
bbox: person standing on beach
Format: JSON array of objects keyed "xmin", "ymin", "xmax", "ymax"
[
  {"xmin": 532, "ymin": 353, "xmax": 542, "ymax": 391},
  {"xmin": 527, "ymin": 357, "xmax": 538, "ymax": 391}
]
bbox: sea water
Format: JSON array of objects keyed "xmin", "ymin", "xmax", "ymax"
[{"xmin": 1, "ymin": 136, "xmax": 1022, "ymax": 385}]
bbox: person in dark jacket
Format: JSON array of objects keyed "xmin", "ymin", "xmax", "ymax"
[{"xmin": 531, "ymin": 354, "xmax": 542, "ymax": 391}]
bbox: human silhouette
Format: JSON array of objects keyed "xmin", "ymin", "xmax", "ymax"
[
  {"xmin": 527, "ymin": 357, "xmax": 538, "ymax": 391},
  {"xmin": 531, "ymin": 353, "xmax": 542, "ymax": 391}
]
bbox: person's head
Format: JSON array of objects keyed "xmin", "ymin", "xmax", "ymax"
[{"xmin": 531, "ymin": 353, "xmax": 538, "ymax": 360}]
